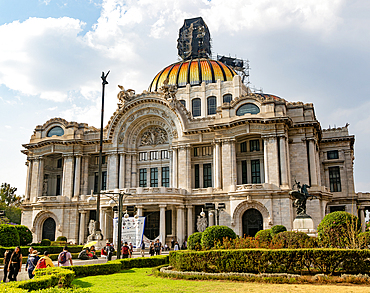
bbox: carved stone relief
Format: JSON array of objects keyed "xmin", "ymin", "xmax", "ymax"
[{"xmin": 140, "ymin": 126, "xmax": 168, "ymax": 146}]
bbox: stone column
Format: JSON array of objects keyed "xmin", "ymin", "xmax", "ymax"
[
  {"xmin": 172, "ymin": 147, "xmax": 178, "ymax": 188},
  {"xmin": 360, "ymin": 208, "xmax": 366, "ymax": 232},
  {"xmin": 199, "ymin": 164, "xmax": 204, "ymax": 188},
  {"xmin": 176, "ymin": 205, "xmax": 185, "ymax": 245},
  {"xmin": 37, "ymin": 157, "xmax": 44, "ymax": 197},
  {"xmin": 159, "ymin": 205, "xmax": 166, "ymax": 244},
  {"xmin": 74, "ymin": 155, "xmax": 82, "ymax": 197},
  {"xmin": 25, "ymin": 159, "xmax": 33, "ymax": 200},
  {"xmin": 266, "ymin": 136, "xmax": 279, "ymax": 186},
  {"xmin": 107, "ymin": 153, "xmax": 119, "ymax": 189},
  {"xmin": 125, "ymin": 154, "xmax": 132, "ymax": 188},
  {"xmin": 119, "ymin": 153, "xmax": 125, "ymax": 189},
  {"xmin": 263, "ymin": 138, "xmax": 269, "ymax": 184},
  {"xmin": 79, "ymin": 211, "xmax": 87, "ymax": 244},
  {"xmin": 187, "ymin": 205, "xmax": 194, "ymax": 236},
  {"xmin": 308, "ymin": 139, "xmax": 318, "ymax": 186},
  {"xmin": 30, "ymin": 158, "xmax": 40, "ymax": 202},
  {"xmin": 213, "ymin": 140, "xmax": 221, "ymax": 189},
  {"xmin": 104, "ymin": 208, "xmax": 111, "ymax": 240},
  {"xmin": 221, "ymin": 139, "xmax": 236, "ymax": 191},
  {"xmin": 100, "ymin": 208, "xmax": 106, "ymax": 237},
  {"xmin": 81, "ymin": 155, "xmax": 89, "ymax": 196},
  {"xmin": 178, "ymin": 145, "xmax": 191, "ymax": 192},
  {"xmin": 136, "ymin": 205, "xmax": 143, "ymax": 217},
  {"xmin": 62, "ymin": 155, "xmax": 74, "ymax": 198},
  {"xmin": 131, "ymin": 154, "xmax": 137, "ymax": 188},
  {"xmin": 279, "ymin": 136, "xmax": 289, "ymax": 186}
]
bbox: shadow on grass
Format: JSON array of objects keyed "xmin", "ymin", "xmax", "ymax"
[
  {"xmin": 119, "ymin": 269, "xmax": 136, "ymax": 274},
  {"xmin": 73, "ymin": 280, "xmax": 93, "ymax": 288}
]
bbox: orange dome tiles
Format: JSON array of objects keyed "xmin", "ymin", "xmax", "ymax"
[{"xmin": 149, "ymin": 58, "xmax": 237, "ymax": 92}]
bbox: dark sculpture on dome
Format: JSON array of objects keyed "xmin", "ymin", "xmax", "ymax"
[
  {"xmin": 177, "ymin": 17, "xmax": 211, "ymax": 61},
  {"xmin": 290, "ymin": 180, "xmax": 317, "ymax": 217}
]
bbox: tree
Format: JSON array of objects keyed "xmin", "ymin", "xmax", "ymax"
[{"xmin": 0, "ymin": 183, "xmax": 22, "ymax": 206}]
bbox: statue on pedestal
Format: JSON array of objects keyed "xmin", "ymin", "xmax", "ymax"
[{"xmin": 290, "ymin": 180, "xmax": 317, "ymax": 218}]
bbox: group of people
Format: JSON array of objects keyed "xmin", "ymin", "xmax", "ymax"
[{"xmin": 2, "ymin": 246, "xmax": 73, "ymax": 282}]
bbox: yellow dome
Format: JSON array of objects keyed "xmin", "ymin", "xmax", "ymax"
[{"xmin": 149, "ymin": 58, "xmax": 237, "ymax": 92}]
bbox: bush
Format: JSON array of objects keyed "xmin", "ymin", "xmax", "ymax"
[
  {"xmin": 56, "ymin": 236, "xmax": 67, "ymax": 242},
  {"xmin": 358, "ymin": 231, "xmax": 370, "ymax": 249},
  {"xmin": 255, "ymin": 229, "xmax": 272, "ymax": 245},
  {"xmin": 271, "ymin": 231, "xmax": 311, "ymax": 249},
  {"xmin": 14, "ymin": 225, "xmax": 33, "ymax": 246},
  {"xmin": 318, "ymin": 211, "xmax": 360, "ymax": 248},
  {"xmin": 169, "ymin": 249, "xmax": 370, "ymax": 275},
  {"xmin": 201, "ymin": 226, "xmax": 237, "ymax": 249},
  {"xmin": 41, "ymin": 239, "xmax": 52, "ymax": 246},
  {"xmin": 187, "ymin": 232, "xmax": 202, "ymax": 250},
  {"xmin": 0, "ymin": 224, "xmax": 20, "ymax": 246},
  {"xmin": 271, "ymin": 225, "xmax": 287, "ymax": 237}
]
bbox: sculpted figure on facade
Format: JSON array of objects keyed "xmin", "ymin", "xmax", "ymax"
[
  {"xmin": 42, "ymin": 179, "xmax": 48, "ymax": 196},
  {"xmin": 140, "ymin": 126, "xmax": 168, "ymax": 146},
  {"xmin": 117, "ymin": 85, "xmax": 136, "ymax": 108},
  {"xmin": 159, "ymin": 77, "xmax": 177, "ymax": 101},
  {"xmin": 196, "ymin": 216, "xmax": 208, "ymax": 232},
  {"xmin": 88, "ymin": 219, "xmax": 96, "ymax": 235}
]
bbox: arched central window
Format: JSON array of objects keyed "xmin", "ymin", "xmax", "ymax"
[
  {"xmin": 207, "ymin": 96, "xmax": 216, "ymax": 115},
  {"xmin": 47, "ymin": 126, "xmax": 64, "ymax": 137},
  {"xmin": 236, "ymin": 103, "xmax": 260, "ymax": 116},
  {"xmin": 223, "ymin": 94, "xmax": 232, "ymax": 103},
  {"xmin": 192, "ymin": 98, "xmax": 201, "ymax": 117}
]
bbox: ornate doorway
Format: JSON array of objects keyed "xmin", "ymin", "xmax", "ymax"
[
  {"xmin": 42, "ymin": 217, "xmax": 56, "ymax": 241},
  {"xmin": 143, "ymin": 211, "xmax": 159, "ymax": 240},
  {"xmin": 242, "ymin": 208, "xmax": 263, "ymax": 237}
]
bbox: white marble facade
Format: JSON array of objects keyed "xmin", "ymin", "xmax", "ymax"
[{"xmin": 21, "ymin": 64, "xmax": 364, "ymax": 245}]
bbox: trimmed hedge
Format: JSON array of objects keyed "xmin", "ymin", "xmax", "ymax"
[
  {"xmin": 255, "ymin": 229, "xmax": 272, "ymax": 244},
  {"xmin": 271, "ymin": 225, "xmax": 287, "ymax": 237},
  {"xmin": 201, "ymin": 226, "xmax": 237, "ymax": 249},
  {"xmin": 41, "ymin": 239, "xmax": 52, "ymax": 246},
  {"xmin": 169, "ymin": 249, "xmax": 370, "ymax": 275},
  {"xmin": 0, "ymin": 245, "xmax": 84, "ymax": 257},
  {"xmin": 56, "ymin": 236, "xmax": 67, "ymax": 242},
  {"xmin": 271, "ymin": 231, "xmax": 312, "ymax": 248},
  {"xmin": 0, "ymin": 224, "xmax": 20, "ymax": 246},
  {"xmin": 14, "ymin": 225, "xmax": 33, "ymax": 246},
  {"xmin": 187, "ymin": 232, "xmax": 202, "ymax": 250}
]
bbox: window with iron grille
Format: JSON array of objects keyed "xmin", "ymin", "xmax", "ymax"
[
  {"xmin": 207, "ymin": 96, "xmax": 217, "ymax": 115},
  {"xmin": 327, "ymin": 150, "xmax": 339, "ymax": 160},
  {"xmin": 223, "ymin": 94, "xmax": 232, "ymax": 103},
  {"xmin": 251, "ymin": 160, "xmax": 261, "ymax": 184},
  {"xmin": 242, "ymin": 160, "xmax": 247, "ymax": 184},
  {"xmin": 250, "ymin": 139, "xmax": 260, "ymax": 151},
  {"xmin": 139, "ymin": 152, "xmax": 148, "ymax": 161},
  {"xmin": 240, "ymin": 141, "xmax": 247, "ymax": 152},
  {"xmin": 150, "ymin": 167, "xmax": 158, "ymax": 187},
  {"xmin": 139, "ymin": 169, "xmax": 147, "ymax": 187},
  {"xmin": 329, "ymin": 166, "xmax": 341, "ymax": 192},
  {"xmin": 203, "ymin": 163, "xmax": 212, "ymax": 188},
  {"xmin": 162, "ymin": 167, "xmax": 169, "ymax": 187},
  {"xmin": 194, "ymin": 164, "xmax": 200, "ymax": 188}
]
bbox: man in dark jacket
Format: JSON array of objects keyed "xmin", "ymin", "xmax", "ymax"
[
  {"xmin": 25, "ymin": 250, "xmax": 40, "ymax": 279},
  {"xmin": 3, "ymin": 249, "xmax": 12, "ymax": 282}
]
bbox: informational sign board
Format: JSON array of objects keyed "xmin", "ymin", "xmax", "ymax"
[{"xmin": 113, "ymin": 216, "xmax": 145, "ymax": 249}]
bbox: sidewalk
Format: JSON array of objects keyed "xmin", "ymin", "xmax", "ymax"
[{"xmin": 1, "ymin": 250, "xmax": 169, "ymax": 282}]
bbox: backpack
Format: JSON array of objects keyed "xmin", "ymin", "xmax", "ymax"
[
  {"xmin": 105, "ymin": 245, "xmax": 114, "ymax": 254},
  {"xmin": 122, "ymin": 246, "xmax": 129, "ymax": 255},
  {"xmin": 59, "ymin": 251, "xmax": 67, "ymax": 264},
  {"xmin": 37, "ymin": 258, "xmax": 47, "ymax": 269}
]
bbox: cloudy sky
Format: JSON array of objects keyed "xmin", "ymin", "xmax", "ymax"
[{"xmin": 0, "ymin": 0, "xmax": 369, "ymax": 195}]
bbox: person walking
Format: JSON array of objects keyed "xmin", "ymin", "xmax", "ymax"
[
  {"xmin": 8, "ymin": 247, "xmax": 22, "ymax": 282},
  {"xmin": 171, "ymin": 238, "xmax": 175, "ymax": 250},
  {"xmin": 35, "ymin": 251, "xmax": 54, "ymax": 272},
  {"xmin": 3, "ymin": 249, "xmax": 12, "ymax": 282},
  {"xmin": 25, "ymin": 250, "xmax": 40, "ymax": 279},
  {"xmin": 174, "ymin": 241, "xmax": 180, "ymax": 251},
  {"xmin": 121, "ymin": 242, "xmax": 131, "ymax": 258},
  {"xmin": 140, "ymin": 241, "xmax": 145, "ymax": 257},
  {"xmin": 58, "ymin": 246, "xmax": 73, "ymax": 267},
  {"xmin": 104, "ymin": 241, "xmax": 114, "ymax": 261},
  {"xmin": 149, "ymin": 242, "xmax": 155, "ymax": 257},
  {"xmin": 129, "ymin": 243, "xmax": 133, "ymax": 258},
  {"xmin": 154, "ymin": 239, "xmax": 161, "ymax": 255}
]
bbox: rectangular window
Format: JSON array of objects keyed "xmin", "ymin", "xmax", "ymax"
[
  {"xmin": 240, "ymin": 141, "xmax": 247, "ymax": 153},
  {"xmin": 329, "ymin": 166, "xmax": 341, "ymax": 192},
  {"xmin": 250, "ymin": 139, "xmax": 260, "ymax": 152},
  {"xmin": 251, "ymin": 160, "xmax": 261, "ymax": 184},
  {"xmin": 202, "ymin": 146, "xmax": 212, "ymax": 156},
  {"xmin": 95, "ymin": 155, "xmax": 107, "ymax": 165},
  {"xmin": 329, "ymin": 205, "xmax": 345, "ymax": 213},
  {"xmin": 56, "ymin": 175, "xmax": 61, "ymax": 195},
  {"xmin": 327, "ymin": 150, "xmax": 339, "ymax": 160},
  {"xmin": 139, "ymin": 152, "xmax": 148, "ymax": 161},
  {"xmin": 242, "ymin": 160, "xmax": 247, "ymax": 184},
  {"xmin": 162, "ymin": 167, "xmax": 170, "ymax": 187},
  {"xmin": 150, "ymin": 151, "xmax": 159, "ymax": 160},
  {"xmin": 194, "ymin": 147, "xmax": 199, "ymax": 157},
  {"xmin": 139, "ymin": 169, "xmax": 147, "ymax": 187},
  {"xmin": 194, "ymin": 164, "xmax": 200, "ymax": 188},
  {"xmin": 94, "ymin": 171, "xmax": 107, "ymax": 192},
  {"xmin": 57, "ymin": 158, "xmax": 62, "ymax": 168},
  {"xmin": 203, "ymin": 163, "xmax": 212, "ymax": 188},
  {"xmin": 161, "ymin": 150, "xmax": 169, "ymax": 159},
  {"xmin": 165, "ymin": 210, "xmax": 172, "ymax": 235},
  {"xmin": 150, "ymin": 167, "xmax": 158, "ymax": 187}
]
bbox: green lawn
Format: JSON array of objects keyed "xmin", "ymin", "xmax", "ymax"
[{"xmin": 72, "ymin": 268, "xmax": 370, "ymax": 293}]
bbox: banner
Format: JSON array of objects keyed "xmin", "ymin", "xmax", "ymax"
[{"xmin": 113, "ymin": 216, "xmax": 145, "ymax": 249}]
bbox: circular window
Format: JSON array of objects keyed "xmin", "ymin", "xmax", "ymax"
[
  {"xmin": 47, "ymin": 126, "xmax": 64, "ymax": 137},
  {"xmin": 236, "ymin": 103, "xmax": 260, "ymax": 116}
]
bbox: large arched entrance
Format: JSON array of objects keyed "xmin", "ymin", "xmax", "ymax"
[
  {"xmin": 242, "ymin": 208, "xmax": 263, "ymax": 237},
  {"xmin": 42, "ymin": 217, "xmax": 56, "ymax": 241}
]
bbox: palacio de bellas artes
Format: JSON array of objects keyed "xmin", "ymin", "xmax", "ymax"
[{"xmin": 20, "ymin": 17, "xmax": 369, "ymax": 246}]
